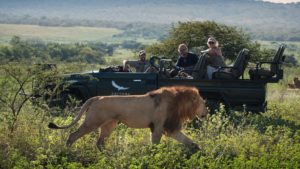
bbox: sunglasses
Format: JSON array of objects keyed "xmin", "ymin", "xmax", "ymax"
[
  {"xmin": 208, "ymin": 41, "xmax": 215, "ymax": 44},
  {"xmin": 180, "ymin": 48, "xmax": 187, "ymax": 52}
]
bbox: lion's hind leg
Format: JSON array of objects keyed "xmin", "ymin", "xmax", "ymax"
[
  {"xmin": 66, "ymin": 123, "xmax": 97, "ymax": 147},
  {"xmin": 97, "ymin": 120, "xmax": 118, "ymax": 150},
  {"xmin": 66, "ymin": 120, "xmax": 104, "ymax": 147},
  {"xmin": 66, "ymin": 117, "xmax": 106, "ymax": 147}
]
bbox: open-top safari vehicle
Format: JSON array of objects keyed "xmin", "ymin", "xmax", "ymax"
[{"xmin": 40, "ymin": 44, "xmax": 286, "ymax": 112}]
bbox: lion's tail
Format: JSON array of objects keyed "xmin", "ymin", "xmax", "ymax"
[{"xmin": 48, "ymin": 97, "xmax": 96, "ymax": 129}]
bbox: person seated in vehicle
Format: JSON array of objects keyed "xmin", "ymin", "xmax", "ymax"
[
  {"xmin": 175, "ymin": 43, "xmax": 199, "ymax": 74},
  {"xmin": 201, "ymin": 37, "xmax": 226, "ymax": 79},
  {"xmin": 123, "ymin": 50, "xmax": 151, "ymax": 72}
]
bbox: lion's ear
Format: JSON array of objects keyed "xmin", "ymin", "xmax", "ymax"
[
  {"xmin": 162, "ymin": 89, "xmax": 176, "ymax": 98},
  {"xmin": 191, "ymin": 94, "xmax": 200, "ymax": 103}
]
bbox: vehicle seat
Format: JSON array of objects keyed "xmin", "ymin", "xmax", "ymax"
[
  {"xmin": 191, "ymin": 54, "xmax": 208, "ymax": 79},
  {"xmin": 212, "ymin": 48, "xmax": 250, "ymax": 80},
  {"xmin": 249, "ymin": 44, "xmax": 286, "ymax": 80}
]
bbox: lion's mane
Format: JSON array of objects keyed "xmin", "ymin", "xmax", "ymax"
[{"xmin": 148, "ymin": 86, "xmax": 203, "ymax": 133}]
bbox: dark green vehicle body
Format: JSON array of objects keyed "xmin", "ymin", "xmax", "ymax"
[
  {"xmin": 59, "ymin": 72, "xmax": 267, "ymax": 112},
  {"xmin": 47, "ymin": 45, "xmax": 286, "ymax": 112}
]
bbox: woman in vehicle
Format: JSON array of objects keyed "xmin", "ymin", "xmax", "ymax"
[{"xmin": 201, "ymin": 37, "xmax": 226, "ymax": 79}]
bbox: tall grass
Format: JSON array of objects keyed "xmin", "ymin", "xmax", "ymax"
[{"xmin": 104, "ymin": 48, "xmax": 136, "ymax": 66}]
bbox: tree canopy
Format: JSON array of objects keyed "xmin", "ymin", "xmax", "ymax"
[{"xmin": 148, "ymin": 21, "xmax": 267, "ymax": 62}]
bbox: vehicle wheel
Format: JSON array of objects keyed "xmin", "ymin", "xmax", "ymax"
[
  {"xmin": 47, "ymin": 92, "xmax": 81, "ymax": 109},
  {"xmin": 47, "ymin": 91, "xmax": 69, "ymax": 108}
]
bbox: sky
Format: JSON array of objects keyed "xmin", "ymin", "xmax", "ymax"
[{"xmin": 262, "ymin": 0, "xmax": 300, "ymax": 3}]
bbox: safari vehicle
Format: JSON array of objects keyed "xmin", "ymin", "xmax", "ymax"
[{"xmin": 43, "ymin": 44, "xmax": 286, "ymax": 112}]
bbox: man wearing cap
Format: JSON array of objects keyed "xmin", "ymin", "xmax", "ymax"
[
  {"xmin": 175, "ymin": 43, "xmax": 199, "ymax": 74},
  {"xmin": 201, "ymin": 37, "xmax": 226, "ymax": 79},
  {"xmin": 123, "ymin": 50, "xmax": 150, "ymax": 72}
]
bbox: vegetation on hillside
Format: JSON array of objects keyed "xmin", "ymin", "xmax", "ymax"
[
  {"xmin": 1, "ymin": 0, "xmax": 300, "ymax": 41},
  {"xmin": 0, "ymin": 36, "xmax": 115, "ymax": 64},
  {"xmin": 1, "ymin": 21, "xmax": 299, "ymax": 66},
  {"xmin": 0, "ymin": 18, "xmax": 170, "ymax": 42}
]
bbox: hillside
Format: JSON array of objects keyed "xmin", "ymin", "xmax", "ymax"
[
  {"xmin": 0, "ymin": 0, "xmax": 300, "ymax": 41},
  {"xmin": 1, "ymin": 0, "xmax": 299, "ymax": 24}
]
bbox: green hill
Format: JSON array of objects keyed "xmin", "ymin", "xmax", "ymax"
[{"xmin": 0, "ymin": 0, "xmax": 300, "ymax": 41}]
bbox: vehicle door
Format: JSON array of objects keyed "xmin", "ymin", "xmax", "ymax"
[{"xmin": 94, "ymin": 72, "xmax": 157, "ymax": 96}]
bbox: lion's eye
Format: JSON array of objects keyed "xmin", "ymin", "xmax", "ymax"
[{"xmin": 192, "ymin": 97, "xmax": 198, "ymax": 102}]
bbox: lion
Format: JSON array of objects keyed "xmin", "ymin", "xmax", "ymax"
[
  {"xmin": 288, "ymin": 77, "xmax": 300, "ymax": 89},
  {"xmin": 48, "ymin": 86, "xmax": 208, "ymax": 150}
]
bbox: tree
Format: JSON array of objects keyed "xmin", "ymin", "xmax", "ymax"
[
  {"xmin": 0, "ymin": 45, "xmax": 12, "ymax": 64},
  {"xmin": 0, "ymin": 64, "xmax": 60, "ymax": 134},
  {"xmin": 77, "ymin": 46, "xmax": 105, "ymax": 63},
  {"xmin": 0, "ymin": 65, "xmax": 34, "ymax": 134},
  {"xmin": 148, "ymin": 21, "xmax": 266, "ymax": 62},
  {"xmin": 7, "ymin": 36, "xmax": 32, "ymax": 61}
]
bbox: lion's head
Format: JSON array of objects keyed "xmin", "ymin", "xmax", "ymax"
[{"xmin": 151, "ymin": 86, "xmax": 207, "ymax": 133}]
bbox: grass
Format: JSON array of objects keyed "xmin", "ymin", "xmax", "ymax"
[
  {"xmin": 104, "ymin": 48, "xmax": 137, "ymax": 65},
  {"xmin": 0, "ymin": 99, "xmax": 299, "ymax": 168},
  {"xmin": 267, "ymin": 66, "xmax": 300, "ymax": 99},
  {"xmin": 0, "ymin": 24, "xmax": 159, "ymax": 45},
  {"xmin": 0, "ymin": 24, "xmax": 123, "ymax": 43},
  {"xmin": 257, "ymin": 40, "xmax": 300, "ymax": 60}
]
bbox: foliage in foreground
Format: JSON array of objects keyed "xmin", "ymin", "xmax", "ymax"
[{"xmin": 0, "ymin": 98, "xmax": 299, "ymax": 169}]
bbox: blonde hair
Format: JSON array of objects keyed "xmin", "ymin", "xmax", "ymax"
[
  {"xmin": 178, "ymin": 43, "xmax": 188, "ymax": 52},
  {"xmin": 207, "ymin": 37, "xmax": 219, "ymax": 47}
]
